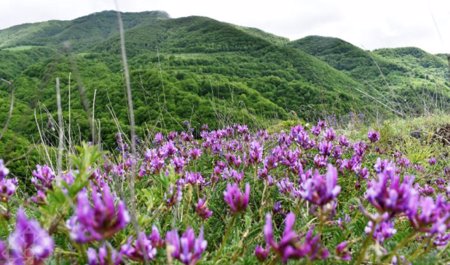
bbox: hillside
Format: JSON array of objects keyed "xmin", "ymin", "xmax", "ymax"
[
  {"xmin": 0, "ymin": 11, "xmax": 391, "ymax": 149},
  {"xmin": 0, "ymin": 11, "xmax": 169, "ymax": 50},
  {"xmin": 290, "ymin": 35, "xmax": 450, "ymax": 115}
]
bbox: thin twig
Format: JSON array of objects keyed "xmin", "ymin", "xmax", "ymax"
[
  {"xmin": 56, "ymin": 77, "xmax": 64, "ymax": 185},
  {"xmin": 0, "ymin": 78, "xmax": 15, "ymax": 141},
  {"xmin": 114, "ymin": 3, "xmax": 147, "ymax": 264}
]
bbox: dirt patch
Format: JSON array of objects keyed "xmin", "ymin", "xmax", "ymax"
[{"xmin": 432, "ymin": 124, "xmax": 450, "ymax": 146}]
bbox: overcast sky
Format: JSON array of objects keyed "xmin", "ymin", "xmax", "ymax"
[{"xmin": 1, "ymin": 0, "xmax": 449, "ymax": 53}]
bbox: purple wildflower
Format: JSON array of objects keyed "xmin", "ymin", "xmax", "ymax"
[
  {"xmin": 0, "ymin": 178, "xmax": 17, "ymax": 202},
  {"xmin": 417, "ymin": 184, "xmax": 435, "ymax": 196},
  {"xmin": 67, "ymin": 184, "xmax": 130, "ymax": 243},
  {"xmin": 0, "ymin": 160, "xmax": 9, "ymax": 179},
  {"xmin": 338, "ymin": 135, "xmax": 350, "ymax": 147},
  {"xmin": 367, "ymin": 130, "xmax": 380, "ymax": 143},
  {"xmin": 263, "ymin": 213, "xmax": 329, "ymax": 263},
  {"xmin": 88, "ymin": 244, "xmax": 122, "ymax": 265},
  {"xmin": 272, "ymin": 201, "xmax": 283, "ymax": 215},
  {"xmin": 165, "ymin": 227, "xmax": 207, "ymax": 265},
  {"xmin": 165, "ymin": 183, "xmax": 183, "ymax": 207},
  {"xmin": 153, "ymin": 132, "xmax": 164, "ymax": 144},
  {"xmin": 160, "ymin": 141, "xmax": 178, "ymax": 158},
  {"xmin": 121, "ymin": 231, "xmax": 159, "ymax": 262},
  {"xmin": 237, "ymin": 124, "xmax": 249, "ymax": 134},
  {"xmin": 428, "ymin": 157, "xmax": 437, "ymax": 165},
  {"xmin": 353, "ymin": 141, "xmax": 367, "ymax": 157},
  {"xmin": 299, "ymin": 165, "xmax": 341, "ymax": 206},
  {"xmin": 313, "ymin": 155, "xmax": 327, "ymax": 168},
  {"xmin": 31, "ymin": 165, "xmax": 55, "ymax": 192},
  {"xmin": 407, "ymin": 195, "xmax": 449, "ymax": 234},
  {"xmin": 254, "ymin": 245, "xmax": 269, "ymax": 262},
  {"xmin": 374, "ymin": 158, "xmax": 390, "ymax": 173},
  {"xmin": 188, "ymin": 148, "xmax": 202, "ymax": 160},
  {"xmin": 185, "ymin": 172, "xmax": 205, "ymax": 186},
  {"xmin": 366, "ymin": 163, "xmax": 416, "ymax": 216},
  {"xmin": 318, "ymin": 141, "xmax": 333, "ymax": 156},
  {"xmin": 223, "ymin": 183, "xmax": 250, "ymax": 214},
  {"xmin": 335, "ymin": 241, "xmax": 351, "ymax": 261},
  {"xmin": 276, "ymin": 178, "xmax": 295, "ymax": 196},
  {"xmin": 397, "ymin": 157, "xmax": 411, "ymax": 168},
  {"xmin": 324, "ymin": 128, "xmax": 336, "ymax": 141},
  {"xmin": 195, "ymin": 198, "xmax": 213, "ymax": 220},
  {"xmin": 311, "ymin": 126, "xmax": 321, "ymax": 136},
  {"xmin": 8, "ymin": 208, "xmax": 54, "ymax": 264},
  {"xmin": 365, "ymin": 219, "xmax": 397, "ymax": 243},
  {"xmin": 115, "ymin": 133, "xmax": 129, "ymax": 151},
  {"xmin": 248, "ymin": 141, "xmax": 263, "ymax": 164},
  {"xmin": 434, "ymin": 233, "xmax": 450, "ymax": 247},
  {"xmin": 172, "ymin": 156, "xmax": 186, "ymax": 174}
]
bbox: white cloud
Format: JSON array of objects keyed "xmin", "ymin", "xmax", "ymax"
[{"xmin": 0, "ymin": 0, "xmax": 449, "ymax": 53}]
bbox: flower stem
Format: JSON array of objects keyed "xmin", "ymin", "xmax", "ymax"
[
  {"xmin": 259, "ymin": 182, "xmax": 267, "ymax": 219},
  {"xmin": 214, "ymin": 214, "xmax": 237, "ymax": 261},
  {"xmin": 267, "ymin": 256, "xmax": 279, "ymax": 265},
  {"xmin": 382, "ymin": 231, "xmax": 417, "ymax": 262},
  {"xmin": 355, "ymin": 220, "xmax": 378, "ymax": 265},
  {"xmin": 408, "ymin": 236, "xmax": 431, "ymax": 261}
]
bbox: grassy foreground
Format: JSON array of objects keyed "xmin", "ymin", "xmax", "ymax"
[{"xmin": 0, "ymin": 113, "xmax": 449, "ymax": 264}]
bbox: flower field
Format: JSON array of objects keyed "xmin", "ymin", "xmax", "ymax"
[{"xmin": 0, "ymin": 119, "xmax": 449, "ymax": 264}]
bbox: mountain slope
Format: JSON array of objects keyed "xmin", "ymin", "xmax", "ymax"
[
  {"xmin": 290, "ymin": 35, "xmax": 450, "ymax": 114},
  {"xmin": 95, "ymin": 16, "xmax": 381, "ymax": 115},
  {"xmin": 0, "ymin": 11, "xmax": 169, "ymax": 50}
]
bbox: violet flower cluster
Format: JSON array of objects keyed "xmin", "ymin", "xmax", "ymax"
[
  {"xmin": 299, "ymin": 164, "xmax": 341, "ymax": 206},
  {"xmin": 67, "ymin": 184, "xmax": 130, "ymax": 243},
  {"xmin": 166, "ymin": 227, "xmax": 207, "ymax": 265},
  {"xmin": 195, "ymin": 198, "xmax": 213, "ymax": 220},
  {"xmin": 0, "ymin": 159, "xmax": 17, "ymax": 203},
  {"xmin": 120, "ymin": 226, "xmax": 163, "ymax": 262},
  {"xmin": 256, "ymin": 212, "xmax": 328, "ymax": 263},
  {"xmin": 0, "ymin": 208, "xmax": 54, "ymax": 264},
  {"xmin": 223, "ymin": 182, "xmax": 250, "ymax": 214},
  {"xmin": 30, "ymin": 164, "xmax": 56, "ymax": 204},
  {"xmin": 87, "ymin": 244, "xmax": 122, "ymax": 265}
]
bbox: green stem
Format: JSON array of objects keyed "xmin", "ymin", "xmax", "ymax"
[
  {"xmin": 267, "ymin": 256, "xmax": 279, "ymax": 265},
  {"xmin": 382, "ymin": 231, "xmax": 417, "ymax": 262},
  {"xmin": 258, "ymin": 183, "xmax": 267, "ymax": 220},
  {"xmin": 355, "ymin": 220, "xmax": 378, "ymax": 265},
  {"xmin": 214, "ymin": 215, "xmax": 237, "ymax": 261},
  {"xmin": 318, "ymin": 207, "xmax": 325, "ymax": 235},
  {"xmin": 408, "ymin": 236, "xmax": 430, "ymax": 261}
]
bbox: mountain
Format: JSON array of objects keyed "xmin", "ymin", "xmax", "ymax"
[
  {"xmin": 0, "ymin": 11, "xmax": 169, "ymax": 50},
  {"xmin": 0, "ymin": 11, "xmax": 449, "ymax": 154},
  {"xmin": 290, "ymin": 35, "xmax": 450, "ymax": 115}
]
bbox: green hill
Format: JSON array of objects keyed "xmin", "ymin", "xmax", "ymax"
[
  {"xmin": 290, "ymin": 35, "xmax": 450, "ymax": 115},
  {"xmin": 0, "ymin": 11, "xmax": 169, "ymax": 50}
]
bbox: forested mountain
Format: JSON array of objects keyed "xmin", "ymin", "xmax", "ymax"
[
  {"xmin": 290, "ymin": 35, "xmax": 450, "ymax": 115},
  {"xmin": 0, "ymin": 10, "xmax": 449, "ymax": 154}
]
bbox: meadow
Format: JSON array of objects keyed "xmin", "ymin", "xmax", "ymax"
[
  {"xmin": 1, "ymin": 113, "xmax": 450, "ymax": 264},
  {"xmin": 0, "ymin": 10, "xmax": 449, "ymax": 265}
]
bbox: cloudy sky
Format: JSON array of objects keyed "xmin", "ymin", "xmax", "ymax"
[{"xmin": 1, "ymin": 0, "xmax": 449, "ymax": 53}]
